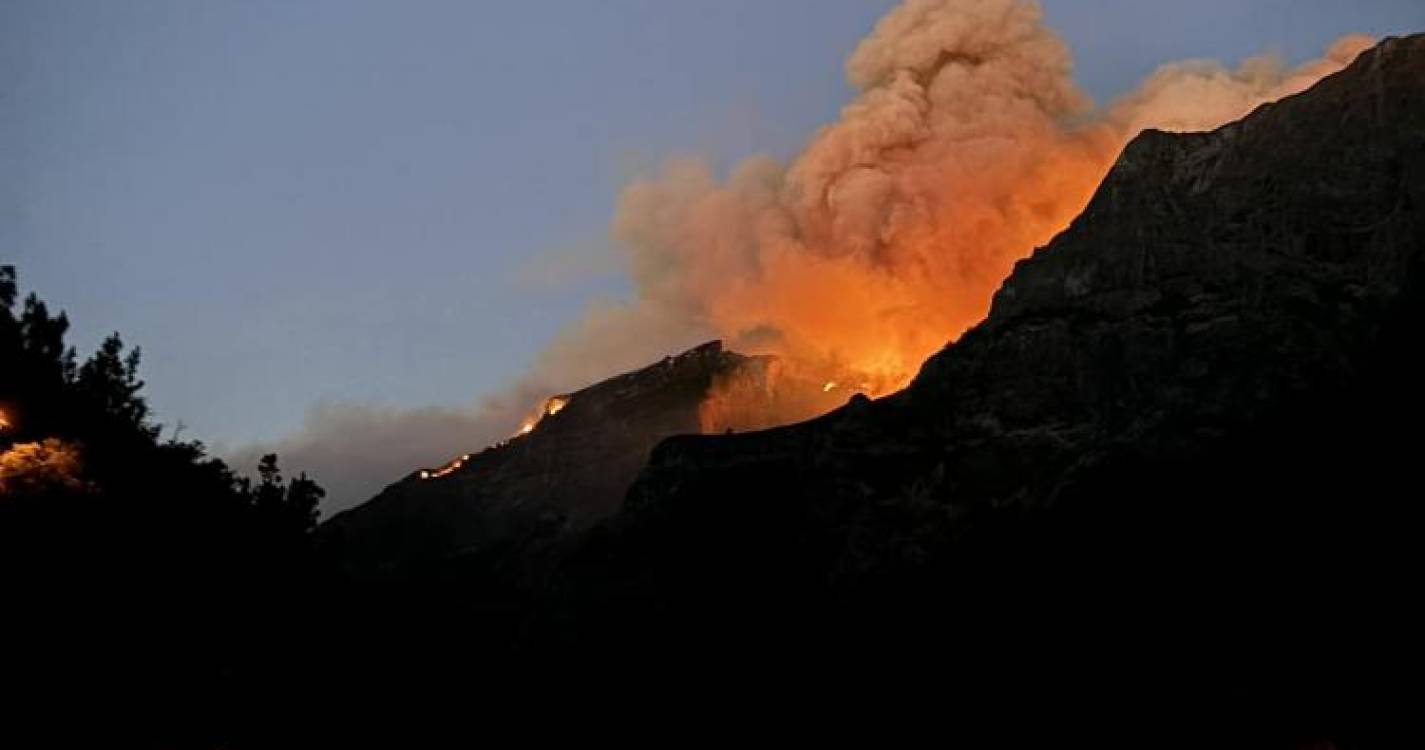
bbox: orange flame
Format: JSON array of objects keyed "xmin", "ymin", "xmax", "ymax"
[
  {"xmin": 0, "ymin": 438, "xmax": 86, "ymax": 494},
  {"xmin": 418, "ymin": 452, "xmax": 471, "ymax": 480}
]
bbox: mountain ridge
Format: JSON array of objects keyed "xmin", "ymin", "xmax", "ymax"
[
  {"xmin": 315, "ymin": 36, "xmax": 1425, "ymax": 739},
  {"xmin": 538, "ymin": 35, "xmax": 1425, "ymax": 698},
  {"xmin": 626, "ymin": 32, "xmax": 1425, "ymax": 516},
  {"xmin": 319, "ymin": 339, "xmax": 845, "ymax": 577}
]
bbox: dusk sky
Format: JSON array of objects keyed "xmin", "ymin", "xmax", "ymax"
[{"xmin": 5, "ymin": 0, "xmax": 1424, "ymax": 451}]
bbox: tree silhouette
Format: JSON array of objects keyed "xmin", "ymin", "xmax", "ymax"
[
  {"xmin": 1, "ymin": 264, "xmax": 328, "ymax": 746},
  {"xmin": 74, "ymin": 333, "xmax": 154, "ymax": 436},
  {"xmin": 251, "ymin": 452, "xmax": 324, "ymax": 538}
]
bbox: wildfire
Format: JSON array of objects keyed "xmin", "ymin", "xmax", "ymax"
[
  {"xmin": 516, "ymin": 395, "xmax": 570, "ymax": 439},
  {"xmin": 417, "ymin": 452, "xmax": 473, "ymax": 481},
  {"xmin": 0, "ymin": 408, "xmax": 10, "ymax": 433},
  {"xmin": 418, "ymin": 395, "xmax": 570, "ymax": 480},
  {"xmin": 607, "ymin": 1, "xmax": 1368, "ymax": 426},
  {"xmin": 418, "ymin": 2, "xmax": 1371, "ymax": 474},
  {"xmin": 0, "ymin": 437, "xmax": 85, "ymax": 494},
  {"xmin": 416, "ymin": 391, "xmax": 573, "ymax": 481},
  {"xmin": 544, "ymin": 396, "xmax": 570, "ymax": 417}
]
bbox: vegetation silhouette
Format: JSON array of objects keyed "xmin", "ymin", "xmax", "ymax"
[{"xmin": 2, "ymin": 264, "xmax": 324, "ymax": 745}]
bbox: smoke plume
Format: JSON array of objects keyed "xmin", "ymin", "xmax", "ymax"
[
  {"xmin": 606, "ymin": 1, "xmax": 1371, "ymax": 395},
  {"xmin": 238, "ymin": 0, "xmax": 1372, "ymax": 515}
]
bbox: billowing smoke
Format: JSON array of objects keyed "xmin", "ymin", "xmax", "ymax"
[
  {"xmin": 606, "ymin": 1, "xmax": 1372, "ymax": 396},
  {"xmin": 1105, "ymin": 33, "xmax": 1374, "ymax": 136},
  {"xmin": 238, "ymin": 0, "xmax": 1372, "ymax": 515}
]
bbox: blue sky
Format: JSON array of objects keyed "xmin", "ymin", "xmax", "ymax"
[{"xmin": 4, "ymin": 0, "xmax": 1423, "ymax": 446}]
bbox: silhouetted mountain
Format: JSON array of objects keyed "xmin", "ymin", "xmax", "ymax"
[
  {"xmin": 312, "ymin": 35, "xmax": 1425, "ymax": 745},
  {"xmin": 535, "ymin": 33, "xmax": 1424, "ymax": 738},
  {"xmin": 607, "ymin": 33, "xmax": 1425, "ymax": 585},
  {"xmin": 320, "ymin": 340, "xmax": 842, "ymax": 579}
]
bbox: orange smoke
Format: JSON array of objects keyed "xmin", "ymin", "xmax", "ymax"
[{"xmin": 606, "ymin": 0, "xmax": 1372, "ymax": 410}]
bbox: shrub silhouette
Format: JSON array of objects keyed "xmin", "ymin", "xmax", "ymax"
[{"xmin": 2, "ymin": 264, "xmax": 326, "ymax": 745}]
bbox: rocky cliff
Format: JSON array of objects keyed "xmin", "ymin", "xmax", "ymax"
[
  {"xmin": 607, "ymin": 30, "xmax": 1423, "ymax": 575},
  {"xmin": 538, "ymin": 34, "xmax": 1425, "ymax": 728},
  {"xmin": 316, "ymin": 36, "xmax": 1424, "ymax": 741}
]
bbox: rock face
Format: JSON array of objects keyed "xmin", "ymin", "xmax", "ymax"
[
  {"xmin": 319, "ymin": 340, "xmax": 841, "ymax": 578},
  {"xmin": 546, "ymin": 34, "xmax": 1425, "ymax": 704},
  {"xmin": 319, "ymin": 36, "xmax": 1423, "ymax": 738}
]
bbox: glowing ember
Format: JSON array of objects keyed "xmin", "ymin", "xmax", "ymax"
[
  {"xmin": 544, "ymin": 396, "xmax": 570, "ymax": 417},
  {"xmin": 520, "ymin": 420, "xmax": 535, "ymax": 435},
  {"xmin": 822, "ymin": 382, "xmax": 837, "ymax": 393},
  {"xmin": 0, "ymin": 409, "xmax": 10, "ymax": 432},
  {"xmin": 0, "ymin": 438, "xmax": 85, "ymax": 494},
  {"xmin": 418, "ymin": 453, "xmax": 470, "ymax": 480}
]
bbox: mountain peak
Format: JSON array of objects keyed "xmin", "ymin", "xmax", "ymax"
[
  {"xmin": 578, "ymin": 33, "xmax": 1425, "ymax": 668},
  {"xmin": 319, "ymin": 338, "xmax": 846, "ymax": 577}
]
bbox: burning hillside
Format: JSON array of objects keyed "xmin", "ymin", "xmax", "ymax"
[
  {"xmin": 321, "ymin": 341, "xmax": 842, "ymax": 578},
  {"xmin": 252, "ymin": 0, "xmax": 1378, "ymax": 516},
  {"xmin": 328, "ymin": 0, "xmax": 1385, "ymax": 573}
]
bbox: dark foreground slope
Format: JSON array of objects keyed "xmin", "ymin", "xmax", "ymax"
[{"xmin": 536, "ymin": 33, "xmax": 1425, "ymax": 734}]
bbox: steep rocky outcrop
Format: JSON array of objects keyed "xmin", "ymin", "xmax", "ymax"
[
  {"xmin": 542, "ymin": 35, "xmax": 1425, "ymax": 720},
  {"xmin": 316, "ymin": 36, "xmax": 1423, "ymax": 741},
  {"xmin": 609, "ymin": 31, "xmax": 1423, "ymax": 565}
]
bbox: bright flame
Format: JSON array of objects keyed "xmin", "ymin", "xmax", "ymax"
[
  {"xmin": 545, "ymin": 396, "xmax": 570, "ymax": 416},
  {"xmin": 418, "ymin": 453, "xmax": 470, "ymax": 480},
  {"xmin": 415, "ymin": 394, "xmax": 565, "ymax": 480},
  {"xmin": 0, "ymin": 409, "xmax": 10, "ymax": 432},
  {"xmin": 822, "ymin": 382, "xmax": 837, "ymax": 393},
  {"xmin": 0, "ymin": 438, "xmax": 85, "ymax": 494}
]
